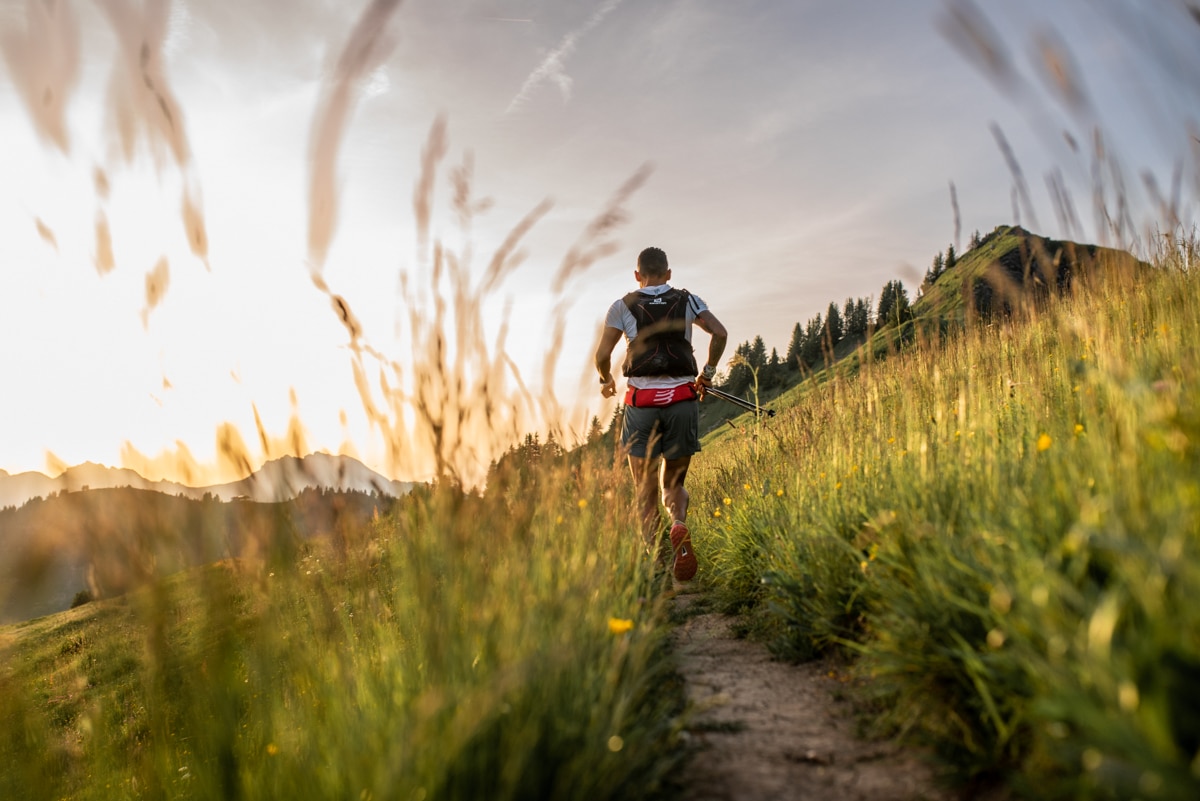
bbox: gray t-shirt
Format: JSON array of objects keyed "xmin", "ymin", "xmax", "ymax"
[{"xmin": 605, "ymin": 284, "xmax": 709, "ymax": 390}]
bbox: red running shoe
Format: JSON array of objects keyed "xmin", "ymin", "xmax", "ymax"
[{"xmin": 670, "ymin": 522, "xmax": 697, "ymax": 582}]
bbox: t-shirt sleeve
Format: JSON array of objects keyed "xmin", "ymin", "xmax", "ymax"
[
  {"xmin": 688, "ymin": 292, "xmax": 709, "ymax": 317},
  {"xmin": 605, "ymin": 299, "xmax": 632, "ymax": 338}
]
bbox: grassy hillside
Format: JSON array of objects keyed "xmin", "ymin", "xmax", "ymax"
[
  {"xmin": 699, "ymin": 226, "xmax": 1148, "ymax": 436},
  {"xmin": 2, "ymin": 227, "xmax": 1191, "ymax": 800},
  {"xmin": 686, "ymin": 233, "xmax": 1200, "ymax": 798},
  {"xmin": 912, "ymin": 225, "xmax": 1146, "ymax": 322},
  {"xmin": 0, "ymin": 463, "xmax": 686, "ymax": 800}
]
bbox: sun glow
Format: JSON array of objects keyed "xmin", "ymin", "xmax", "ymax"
[{"xmin": 0, "ymin": 1, "xmax": 627, "ymax": 490}]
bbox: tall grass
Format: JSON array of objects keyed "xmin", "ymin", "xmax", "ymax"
[
  {"xmin": 0, "ymin": 5, "xmax": 687, "ymax": 798},
  {"xmin": 0, "ymin": 125, "xmax": 681, "ymax": 794},
  {"xmin": 689, "ymin": 236, "xmax": 1200, "ymax": 798},
  {"xmin": 0, "ymin": 456, "xmax": 685, "ymax": 800}
]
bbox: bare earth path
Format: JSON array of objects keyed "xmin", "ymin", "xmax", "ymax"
[{"xmin": 671, "ymin": 588, "xmax": 956, "ymax": 801}]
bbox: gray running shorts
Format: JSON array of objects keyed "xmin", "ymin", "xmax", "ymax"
[{"xmin": 621, "ymin": 400, "xmax": 701, "ymax": 460}]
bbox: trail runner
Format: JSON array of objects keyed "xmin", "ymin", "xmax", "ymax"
[{"xmin": 595, "ymin": 246, "xmax": 728, "ymax": 581}]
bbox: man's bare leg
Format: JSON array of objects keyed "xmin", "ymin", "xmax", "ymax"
[
  {"xmin": 627, "ymin": 454, "xmax": 664, "ymax": 551},
  {"xmin": 661, "ymin": 457, "xmax": 692, "ymax": 525},
  {"xmin": 662, "ymin": 456, "xmax": 697, "ymax": 580}
]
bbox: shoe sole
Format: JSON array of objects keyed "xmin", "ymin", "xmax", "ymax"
[{"xmin": 671, "ymin": 525, "xmax": 697, "ymax": 582}]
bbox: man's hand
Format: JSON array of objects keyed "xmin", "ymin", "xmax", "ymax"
[
  {"xmin": 599, "ymin": 375, "xmax": 617, "ymax": 398},
  {"xmin": 694, "ymin": 373, "xmax": 713, "ymax": 401}
]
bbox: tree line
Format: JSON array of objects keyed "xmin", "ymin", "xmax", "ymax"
[
  {"xmin": 719, "ymin": 277, "xmax": 915, "ymax": 396},
  {"xmin": 719, "ymin": 230, "xmax": 991, "ymax": 397}
]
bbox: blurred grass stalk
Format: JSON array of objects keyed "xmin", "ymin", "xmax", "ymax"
[
  {"xmin": 0, "ymin": 455, "xmax": 685, "ymax": 800},
  {"xmin": 0, "ymin": 121, "xmax": 682, "ymax": 796},
  {"xmin": 0, "ymin": 7, "xmax": 682, "ymax": 794},
  {"xmin": 691, "ymin": 229, "xmax": 1200, "ymax": 798}
]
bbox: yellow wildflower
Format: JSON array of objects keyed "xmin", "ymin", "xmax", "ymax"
[
  {"xmin": 1037, "ymin": 433, "xmax": 1052, "ymax": 451},
  {"xmin": 578, "ymin": 498, "xmax": 588, "ymax": 509},
  {"xmin": 723, "ymin": 497, "xmax": 732, "ymax": 505},
  {"xmin": 608, "ymin": 617, "xmax": 634, "ymax": 635},
  {"xmin": 1074, "ymin": 423, "xmax": 1085, "ymax": 435},
  {"xmin": 266, "ymin": 743, "xmax": 279, "ymax": 756}
]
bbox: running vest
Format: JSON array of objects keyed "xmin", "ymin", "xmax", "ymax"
[{"xmin": 621, "ymin": 288, "xmax": 699, "ymax": 378}]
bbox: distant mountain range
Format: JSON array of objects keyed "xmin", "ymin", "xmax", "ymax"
[
  {"xmin": 0, "ymin": 482, "xmax": 401, "ymax": 624},
  {"xmin": 0, "ymin": 453, "xmax": 414, "ymax": 510}
]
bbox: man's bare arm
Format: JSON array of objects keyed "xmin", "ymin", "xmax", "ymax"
[
  {"xmin": 595, "ymin": 325, "xmax": 624, "ymax": 398},
  {"xmin": 695, "ymin": 310, "xmax": 728, "ymax": 372}
]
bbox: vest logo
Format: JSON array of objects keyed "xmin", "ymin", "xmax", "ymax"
[{"xmin": 648, "ymin": 297, "xmax": 666, "ymax": 304}]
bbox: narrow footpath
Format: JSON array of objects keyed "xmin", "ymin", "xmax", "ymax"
[{"xmin": 671, "ymin": 588, "xmax": 956, "ymax": 801}]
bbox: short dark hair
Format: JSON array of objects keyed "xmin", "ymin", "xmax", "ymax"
[{"xmin": 637, "ymin": 246, "xmax": 669, "ymax": 276}]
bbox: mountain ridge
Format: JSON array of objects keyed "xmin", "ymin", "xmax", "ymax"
[{"xmin": 0, "ymin": 452, "xmax": 414, "ymax": 510}]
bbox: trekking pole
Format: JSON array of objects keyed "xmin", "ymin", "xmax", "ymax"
[{"xmin": 704, "ymin": 386, "xmax": 776, "ymax": 418}]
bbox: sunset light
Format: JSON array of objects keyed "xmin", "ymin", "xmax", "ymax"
[
  {"xmin": 1, "ymin": 0, "xmax": 1195, "ymax": 488},
  {"xmin": 3, "ymin": 3, "xmax": 1199, "ymax": 798}
]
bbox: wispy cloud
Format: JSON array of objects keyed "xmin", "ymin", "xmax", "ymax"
[
  {"xmin": 307, "ymin": 0, "xmax": 404, "ymax": 275},
  {"xmin": 505, "ymin": 0, "xmax": 623, "ymax": 115}
]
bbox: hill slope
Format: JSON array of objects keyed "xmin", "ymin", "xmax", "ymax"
[
  {"xmin": 698, "ymin": 225, "xmax": 1146, "ymax": 436},
  {"xmin": 912, "ymin": 224, "xmax": 1145, "ymax": 321},
  {"xmin": 686, "ymin": 233, "xmax": 1200, "ymax": 798}
]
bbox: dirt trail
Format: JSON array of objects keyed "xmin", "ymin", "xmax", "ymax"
[{"xmin": 671, "ymin": 588, "xmax": 955, "ymax": 801}]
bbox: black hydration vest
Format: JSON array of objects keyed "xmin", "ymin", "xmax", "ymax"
[{"xmin": 621, "ymin": 288, "xmax": 699, "ymax": 378}]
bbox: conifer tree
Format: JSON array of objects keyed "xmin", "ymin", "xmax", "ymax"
[
  {"xmin": 825, "ymin": 301, "xmax": 844, "ymax": 346},
  {"xmin": 748, "ymin": 335, "xmax": 768, "ymax": 369},
  {"xmin": 724, "ymin": 341, "xmax": 755, "ymax": 394},
  {"xmin": 785, "ymin": 322, "xmax": 804, "ymax": 369},
  {"xmin": 800, "ymin": 313, "xmax": 823, "ymax": 366},
  {"xmin": 586, "ymin": 415, "xmax": 603, "ymax": 444},
  {"xmin": 850, "ymin": 297, "xmax": 871, "ymax": 337},
  {"xmin": 877, "ymin": 282, "xmax": 896, "ymax": 327},
  {"xmin": 878, "ymin": 280, "xmax": 913, "ymax": 328},
  {"xmin": 890, "ymin": 281, "xmax": 912, "ymax": 326}
]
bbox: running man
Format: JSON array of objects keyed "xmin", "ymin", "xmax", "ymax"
[{"xmin": 595, "ymin": 246, "xmax": 728, "ymax": 581}]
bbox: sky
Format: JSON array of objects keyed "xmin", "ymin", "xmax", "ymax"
[{"xmin": 0, "ymin": 0, "xmax": 1197, "ymax": 486}]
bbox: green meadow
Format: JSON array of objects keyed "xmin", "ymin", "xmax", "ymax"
[
  {"xmin": 3, "ymin": 228, "xmax": 1199, "ymax": 800},
  {"xmin": 0, "ymin": 473, "xmax": 685, "ymax": 800},
  {"xmin": 691, "ymin": 230, "xmax": 1200, "ymax": 799}
]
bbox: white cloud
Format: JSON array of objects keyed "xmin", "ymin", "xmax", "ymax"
[
  {"xmin": 164, "ymin": 0, "xmax": 193, "ymax": 58},
  {"xmin": 362, "ymin": 65, "xmax": 390, "ymax": 100},
  {"xmin": 505, "ymin": 0, "xmax": 624, "ymax": 114}
]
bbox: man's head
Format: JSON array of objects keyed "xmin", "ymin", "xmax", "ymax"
[{"xmin": 636, "ymin": 246, "xmax": 670, "ymax": 285}]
